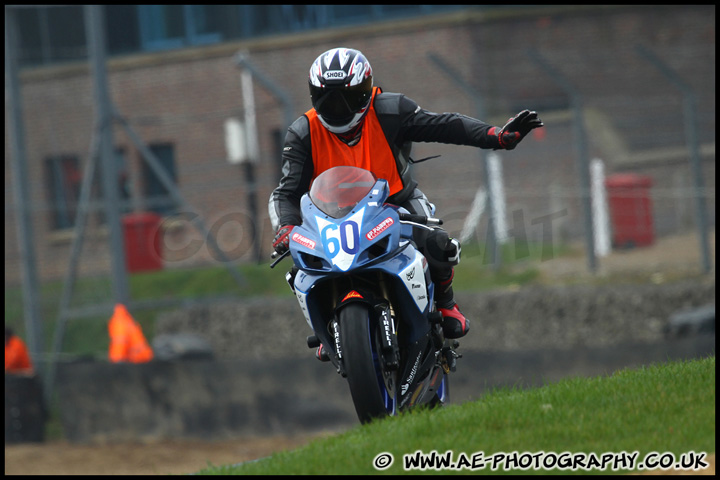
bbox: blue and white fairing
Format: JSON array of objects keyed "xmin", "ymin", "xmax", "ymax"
[{"xmin": 287, "ymin": 166, "xmax": 434, "ymax": 344}]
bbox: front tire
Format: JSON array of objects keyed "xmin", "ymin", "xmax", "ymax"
[
  {"xmin": 338, "ymin": 303, "xmax": 395, "ymax": 423},
  {"xmin": 429, "ymin": 373, "xmax": 450, "ymax": 407}
]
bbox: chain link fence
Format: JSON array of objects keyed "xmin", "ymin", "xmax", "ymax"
[{"xmin": 5, "ymin": 6, "xmax": 715, "ymax": 385}]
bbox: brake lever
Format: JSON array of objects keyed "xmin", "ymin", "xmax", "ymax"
[
  {"xmin": 398, "ymin": 213, "xmax": 443, "ymax": 226},
  {"xmin": 270, "ymin": 250, "xmax": 291, "ymax": 269}
]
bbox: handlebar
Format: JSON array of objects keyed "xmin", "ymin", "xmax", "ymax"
[
  {"xmin": 398, "ymin": 213, "xmax": 443, "ymax": 226},
  {"xmin": 270, "ymin": 212, "xmax": 442, "ymax": 268}
]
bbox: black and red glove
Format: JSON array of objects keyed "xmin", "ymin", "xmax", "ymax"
[
  {"xmin": 491, "ymin": 110, "xmax": 543, "ymax": 150},
  {"xmin": 272, "ymin": 225, "xmax": 295, "ymax": 255}
]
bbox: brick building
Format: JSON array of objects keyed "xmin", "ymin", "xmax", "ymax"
[{"xmin": 5, "ymin": 5, "xmax": 715, "ymax": 285}]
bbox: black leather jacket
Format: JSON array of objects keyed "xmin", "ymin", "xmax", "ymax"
[{"xmin": 268, "ymin": 90, "xmax": 502, "ymax": 229}]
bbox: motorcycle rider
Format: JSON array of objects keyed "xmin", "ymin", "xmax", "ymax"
[{"xmin": 269, "ymin": 47, "xmax": 543, "ymax": 349}]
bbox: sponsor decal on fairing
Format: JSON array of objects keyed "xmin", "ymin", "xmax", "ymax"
[
  {"xmin": 292, "ymin": 232, "xmax": 316, "ymax": 250},
  {"xmin": 366, "ymin": 217, "xmax": 394, "ymax": 240},
  {"xmin": 398, "ymin": 251, "xmax": 428, "ymax": 312}
]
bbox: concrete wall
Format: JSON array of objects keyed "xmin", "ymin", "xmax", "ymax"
[
  {"xmin": 153, "ymin": 277, "xmax": 716, "ymax": 360},
  {"xmin": 5, "ymin": 375, "xmax": 46, "ymax": 444},
  {"xmin": 52, "ymin": 277, "xmax": 714, "ymax": 444},
  {"xmin": 52, "ymin": 334, "xmax": 714, "ymax": 444},
  {"xmin": 54, "ymin": 356, "xmax": 355, "ymax": 444}
]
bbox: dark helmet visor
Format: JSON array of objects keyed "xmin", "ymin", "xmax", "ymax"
[{"xmin": 309, "ymin": 77, "xmax": 372, "ymax": 125}]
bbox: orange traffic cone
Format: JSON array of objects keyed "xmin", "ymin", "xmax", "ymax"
[{"xmin": 108, "ymin": 304, "xmax": 154, "ymax": 363}]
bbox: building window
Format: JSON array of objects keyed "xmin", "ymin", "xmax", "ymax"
[
  {"xmin": 329, "ymin": 5, "xmax": 374, "ymax": 24},
  {"xmin": 106, "ymin": 5, "xmax": 140, "ymax": 55},
  {"xmin": 138, "ymin": 5, "xmax": 222, "ymax": 51},
  {"xmin": 11, "ymin": 5, "xmax": 469, "ymax": 67},
  {"xmin": 45, "ymin": 155, "xmax": 82, "ymax": 230},
  {"xmin": 142, "ymin": 144, "xmax": 178, "ymax": 216},
  {"xmin": 14, "ymin": 5, "xmax": 86, "ymax": 67},
  {"xmin": 280, "ymin": 5, "xmax": 327, "ymax": 31}
]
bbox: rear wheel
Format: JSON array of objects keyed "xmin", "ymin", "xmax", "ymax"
[{"xmin": 338, "ymin": 303, "xmax": 396, "ymax": 423}]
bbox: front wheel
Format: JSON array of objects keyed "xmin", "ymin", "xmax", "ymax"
[
  {"xmin": 428, "ymin": 373, "xmax": 450, "ymax": 408},
  {"xmin": 338, "ymin": 303, "xmax": 396, "ymax": 423}
]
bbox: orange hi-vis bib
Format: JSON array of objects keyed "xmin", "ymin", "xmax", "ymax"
[{"xmin": 306, "ymin": 87, "xmax": 404, "ymax": 195}]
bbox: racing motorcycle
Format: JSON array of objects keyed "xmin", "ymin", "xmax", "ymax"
[{"xmin": 271, "ymin": 165, "xmax": 462, "ymax": 423}]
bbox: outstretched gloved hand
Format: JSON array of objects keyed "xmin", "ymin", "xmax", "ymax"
[
  {"xmin": 493, "ymin": 110, "xmax": 543, "ymax": 150},
  {"xmin": 272, "ymin": 225, "xmax": 295, "ymax": 255}
]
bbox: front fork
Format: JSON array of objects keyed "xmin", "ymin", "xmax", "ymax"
[
  {"xmin": 375, "ymin": 303, "xmax": 400, "ymax": 371},
  {"xmin": 327, "ymin": 300, "xmax": 397, "ymax": 381}
]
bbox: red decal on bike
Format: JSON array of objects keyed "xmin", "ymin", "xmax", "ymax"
[
  {"xmin": 292, "ymin": 232, "xmax": 316, "ymax": 249},
  {"xmin": 342, "ymin": 290, "xmax": 364, "ymax": 302},
  {"xmin": 366, "ymin": 217, "xmax": 394, "ymax": 240}
]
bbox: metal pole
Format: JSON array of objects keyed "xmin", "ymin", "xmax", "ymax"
[
  {"xmin": 527, "ymin": 49, "xmax": 597, "ymax": 273},
  {"xmin": 5, "ymin": 6, "xmax": 45, "ymax": 375},
  {"xmin": 235, "ymin": 53, "xmax": 296, "ymax": 195},
  {"xmin": 244, "ymin": 162, "xmax": 262, "ymax": 263},
  {"xmin": 427, "ymin": 52, "xmax": 500, "ymax": 270},
  {"xmin": 240, "ymin": 64, "xmax": 262, "ymax": 263},
  {"xmin": 85, "ymin": 5, "xmax": 130, "ymax": 305},
  {"xmin": 235, "ymin": 53, "xmax": 295, "ymax": 135},
  {"xmin": 635, "ymin": 44, "xmax": 712, "ymax": 274},
  {"xmin": 45, "ymin": 128, "xmax": 102, "ymax": 402}
]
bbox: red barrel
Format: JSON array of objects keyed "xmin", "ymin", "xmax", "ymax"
[
  {"xmin": 122, "ymin": 212, "xmax": 163, "ymax": 272},
  {"xmin": 604, "ymin": 174, "xmax": 654, "ymax": 248}
]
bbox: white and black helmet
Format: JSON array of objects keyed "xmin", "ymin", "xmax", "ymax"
[{"xmin": 308, "ymin": 48, "xmax": 373, "ymax": 134}]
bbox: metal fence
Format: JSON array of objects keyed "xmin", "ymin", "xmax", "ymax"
[{"xmin": 4, "ymin": 6, "xmax": 715, "ymax": 400}]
